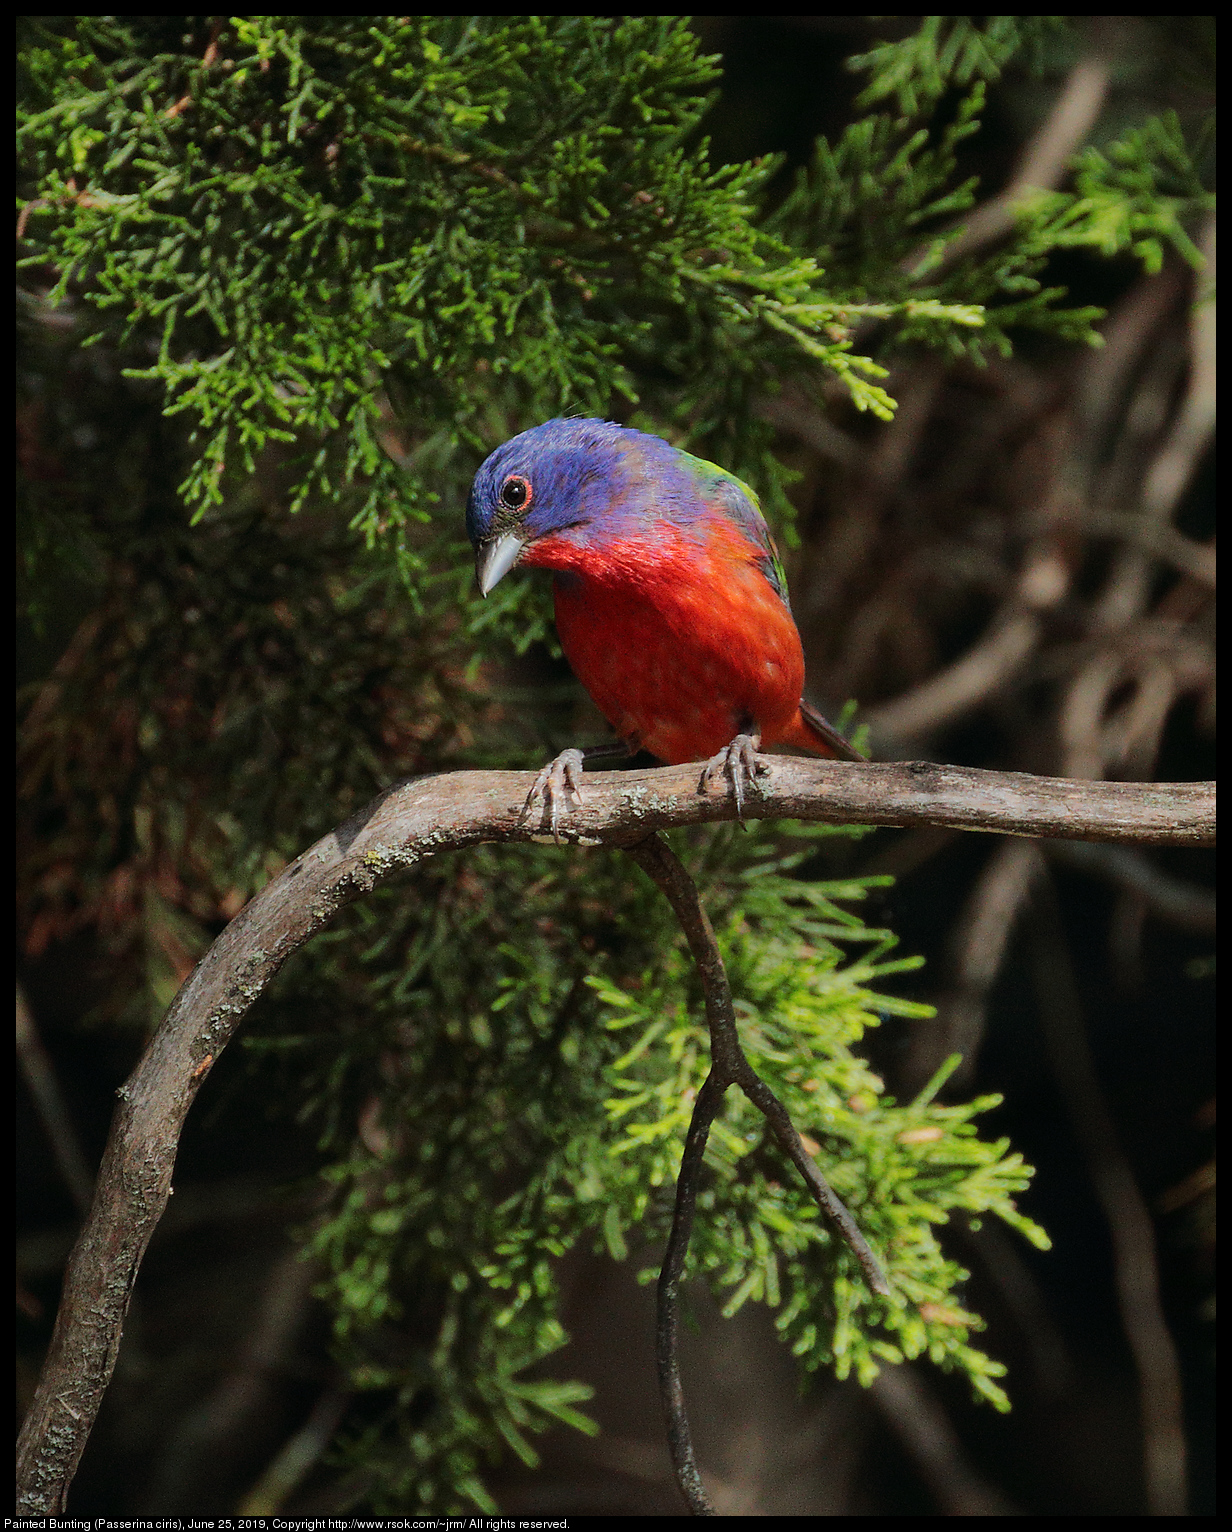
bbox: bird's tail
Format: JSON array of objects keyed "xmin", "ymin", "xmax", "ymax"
[{"xmin": 778, "ymin": 700, "xmax": 867, "ymax": 762}]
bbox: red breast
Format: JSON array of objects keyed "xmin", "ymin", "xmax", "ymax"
[{"xmin": 521, "ymin": 520, "xmax": 806, "ymax": 764}]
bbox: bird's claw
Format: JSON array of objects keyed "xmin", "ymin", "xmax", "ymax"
[
  {"xmin": 524, "ymin": 748, "xmax": 586, "ymax": 840},
  {"xmin": 699, "ymin": 733, "xmax": 764, "ymax": 822}
]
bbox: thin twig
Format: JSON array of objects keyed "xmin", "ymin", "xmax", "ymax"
[
  {"xmin": 735, "ymin": 1072, "xmax": 888, "ymax": 1294},
  {"xmin": 1072, "ymin": 264, "xmax": 1189, "ymax": 464},
  {"xmin": 623, "ymin": 833, "xmax": 889, "ymax": 1514},
  {"xmin": 798, "ymin": 364, "xmax": 945, "ymax": 628},
  {"xmin": 652, "ymin": 1070, "xmax": 726, "ymax": 1516},
  {"xmin": 1059, "ymin": 248, "xmax": 1212, "ymax": 782},
  {"xmin": 1095, "ymin": 219, "xmax": 1217, "ymax": 635},
  {"xmin": 15, "ymin": 762, "xmax": 1214, "ymax": 1511},
  {"xmin": 626, "ymin": 831, "xmax": 897, "ymax": 1296},
  {"xmin": 949, "ymin": 1219, "xmax": 1075, "ymax": 1401},
  {"xmin": 1081, "ymin": 512, "xmax": 1215, "ymax": 589}
]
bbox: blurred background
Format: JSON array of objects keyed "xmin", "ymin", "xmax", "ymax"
[{"xmin": 18, "ymin": 15, "xmax": 1213, "ymax": 1516}]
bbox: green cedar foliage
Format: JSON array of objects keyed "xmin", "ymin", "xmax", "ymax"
[
  {"xmin": 17, "ymin": 15, "xmax": 1211, "ymax": 1514},
  {"xmin": 847, "ymin": 15, "xmax": 1069, "ymax": 118},
  {"xmin": 259, "ymin": 824, "xmax": 1042, "ymax": 1511},
  {"xmin": 1022, "ymin": 111, "xmax": 1216, "ymax": 274}
]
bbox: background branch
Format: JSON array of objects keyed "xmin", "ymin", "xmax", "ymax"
[
  {"xmin": 1029, "ymin": 874, "xmax": 1189, "ymax": 1517},
  {"xmin": 1044, "ymin": 840, "xmax": 1216, "ymax": 934},
  {"xmin": 16, "ymin": 983, "xmax": 96, "ymax": 1216},
  {"xmin": 869, "ymin": 1364, "xmax": 1016, "ymax": 1515},
  {"xmin": 901, "ymin": 837, "xmax": 1044, "ymax": 1095},
  {"xmin": 141, "ymin": 1248, "xmax": 320, "ymax": 1511}
]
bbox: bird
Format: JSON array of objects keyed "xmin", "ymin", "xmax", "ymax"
[{"xmin": 466, "ymin": 417, "xmax": 864, "ymax": 831}]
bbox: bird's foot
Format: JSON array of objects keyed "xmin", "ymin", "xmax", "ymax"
[
  {"xmin": 523, "ymin": 748, "xmax": 587, "ymax": 840},
  {"xmin": 699, "ymin": 732, "xmax": 764, "ymax": 822}
]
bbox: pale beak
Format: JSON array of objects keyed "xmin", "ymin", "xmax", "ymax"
[{"xmin": 475, "ymin": 531, "xmax": 528, "ymax": 596}]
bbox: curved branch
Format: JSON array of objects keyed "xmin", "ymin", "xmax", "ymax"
[{"xmin": 15, "ymin": 760, "xmax": 1215, "ymax": 1510}]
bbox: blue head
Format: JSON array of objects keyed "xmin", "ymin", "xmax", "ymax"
[{"xmin": 466, "ymin": 417, "xmax": 700, "ymax": 594}]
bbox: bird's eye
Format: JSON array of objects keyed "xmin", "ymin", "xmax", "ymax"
[{"xmin": 499, "ymin": 475, "xmax": 531, "ymax": 512}]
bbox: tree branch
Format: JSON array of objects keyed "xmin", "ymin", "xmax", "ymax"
[{"xmin": 15, "ymin": 760, "xmax": 1215, "ymax": 1510}]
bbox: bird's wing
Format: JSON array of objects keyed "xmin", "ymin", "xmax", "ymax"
[{"xmin": 676, "ymin": 452, "xmax": 792, "ymax": 607}]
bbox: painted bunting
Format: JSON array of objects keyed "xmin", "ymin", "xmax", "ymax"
[{"xmin": 466, "ymin": 418, "xmax": 863, "ymax": 827}]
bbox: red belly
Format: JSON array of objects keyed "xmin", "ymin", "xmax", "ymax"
[{"xmin": 527, "ymin": 528, "xmax": 804, "ymax": 764}]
